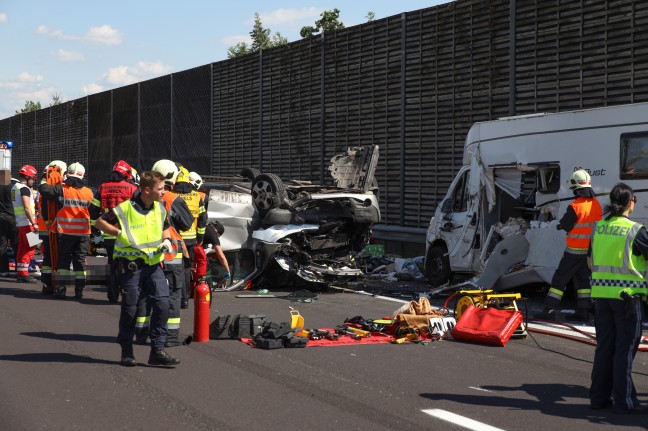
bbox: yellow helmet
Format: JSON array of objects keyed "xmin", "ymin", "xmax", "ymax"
[
  {"xmin": 176, "ymin": 165, "xmax": 190, "ymax": 183},
  {"xmin": 568, "ymin": 169, "xmax": 592, "ymax": 190}
]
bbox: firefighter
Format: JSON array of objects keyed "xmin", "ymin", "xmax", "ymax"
[
  {"xmin": 535, "ymin": 169, "xmax": 602, "ymax": 321},
  {"xmin": 37, "ymin": 160, "xmax": 67, "ymax": 295},
  {"xmin": 39, "ymin": 162, "xmax": 93, "ymax": 299},
  {"xmin": 90, "ymin": 160, "xmax": 138, "ymax": 303},
  {"xmin": 12, "ymin": 165, "xmax": 39, "ymax": 283},
  {"xmin": 147, "ymin": 159, "xmax": 192, "ymax": 347},
  {"xmin": 589, "ymin": 183, "xmax": 648, "ymax": 413},
  {"xmin": 94, "ymin": 170, "xmax": 180, "ymax": 367},
  {"xmin": 173, "ymin": 167, "xmax": 207, "ymax": 308}
]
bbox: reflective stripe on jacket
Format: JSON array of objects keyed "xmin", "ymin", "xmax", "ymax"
[
  {"xmin": 113, "ymin": 199, "xmax": 166, "ymax": 266},
  {"xmin": 162, "ymin": 192, "xmax": 188, "ymax": 262},
  {"xmin": 590, "ymin": 216, "xmax": 648, "ymax": 299},
  {"xmin": 566, "ymin": 197, "xmax": 602, "ymax": 253},
  {"xmin": 56, "ymin": 185, "xmax": 93, "ymax": 235},
  {"xmin": 94, "ymin": 180, "xmax": 138, "ymax": 239}
]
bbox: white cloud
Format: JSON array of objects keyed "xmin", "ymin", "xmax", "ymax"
[
  {"xmin": 82, "ymin": 83, "xmax": 104, "ymax": 95},
  {"xmin": 84, "ymin": 25, "xmax": 123, "ymax": 45},
  {"xmin": 221, "ymin": 34, "xmax": 251, "ymax": 46},
  {"xmin": 0, "ymin": 12, "xmax": 7, "ymax": 23},
  {"xmin": 18, "ymin": 72, "xmax": 44, "ymax": 83},
  {"xmin": 257, "ymin": 7, "xmax": 324, "ymax": 27},
  {"xmin": 36, "ymin": 24, "xmax": 123, "ymax": 45},
  {"xmin": 104, "ymin": 61, "xmax": 172, "ymax": 85},
  {"xmin": 54, "ymin": 49, "xmax": 85, "ymax": 62}
]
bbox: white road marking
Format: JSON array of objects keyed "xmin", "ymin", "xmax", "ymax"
[
  {"xmin": 469, "ymin": 386, "xmax": 492, "ymax": 392},
  {"xmin": 422, "ymin": 409, "xmax": 506, "ymax": 431}
]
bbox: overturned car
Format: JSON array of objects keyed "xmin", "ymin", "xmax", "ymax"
[{"xmin": 203, "ymin": 145, "xmax": 380, "ymax": 290}]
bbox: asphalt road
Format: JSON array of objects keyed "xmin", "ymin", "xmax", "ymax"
[{"xmin": 1, "ymin": 270, "xmax": 648, "ymax": 431}]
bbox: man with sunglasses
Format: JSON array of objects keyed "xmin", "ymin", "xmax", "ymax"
[{"xmin": 535, "ymin": 169, "xmax": 602, "ymax": 322}]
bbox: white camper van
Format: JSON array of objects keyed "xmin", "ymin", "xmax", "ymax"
[{"xmin": 425, "ymin": 102, "xmax": 648, "ymax": 292}]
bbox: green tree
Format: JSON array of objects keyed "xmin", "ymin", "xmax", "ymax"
[
  {"xmin": 366, "ymin": 11, "xmax": 375, "ymax": 22},
  {"xmin": 300, "ymin": 8, "xmax": 345, "ymax": 38},
  {"xmin": 50, "ymin": 93, "xmax": 63, "ymax": 106},
  {"xmin": 227, "ymin": 12, "xmax": 288, "ymax": 58},
  {"xmin": 15, "ymin": 100, "xmax": 41, "ymax": 114}
]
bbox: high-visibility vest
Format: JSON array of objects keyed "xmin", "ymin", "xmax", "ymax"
[
  {"xmin": 566, "ymin": 197, "xmax": 602, "ymax": 254},
  {"xmin": 11, "ymin": 182, "xmax": 34, "ymax": 227},
  {"xmin": 55, "ymin": 185, "xmax": 93, "ymax": 236},
  {"xmin": 93, "ymin": 180, "xmax": 138, "ymax": 239},
  {"xmin": 175, "ymin": 190, "xmax": 204, "ymax": 241},
  {"xmin": 113, "ymin": 199, "xmax": 166, "ymax": 266},
  {"xmin": 162, "ymin": 192, "xmax": 188, "ymax": 264},
  {"xmin": 590, "ymin": 217, "xmax": 648, "ymax": 299}
]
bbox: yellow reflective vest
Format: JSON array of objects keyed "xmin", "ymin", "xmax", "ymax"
[{"xmin": 113, "ymin": 199, "xmax": 166, "ymax": 266}]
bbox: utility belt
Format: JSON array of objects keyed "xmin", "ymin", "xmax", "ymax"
[{"xmin": 116, "ymin": 257, "xmax": 158, "ymax": 273}]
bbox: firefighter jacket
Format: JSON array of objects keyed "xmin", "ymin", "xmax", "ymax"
[
  {"xmin": 35, "ymin": 196, "xmax": 48, "ymax": 237},
  {"xmin": 11, "ymin": 182, "xmax": 34, "ymax": 227},
  {"xmin": 55, "ymin": 184, "xmax": 93, "ymax": 236},
  {"xmin": 91, "ymin": 179, "xmax": 138, "ymax": 239},
  {"xmin": 113, "ymin": 199, "xmax": 166, "ymax": 266},
  {"xmin": 590, "ymin": 216, "xmax": 648, "ymax": 299},
  {"xmin": 173, "ymin": 181, "xmax": 206, "ymax": 243},
  {"xmin": 565, "ymin": 197, "xmax": 602, "ymax": 254},
  {"xmin": 161, "ymin": 191, "xmax": 193, "ymax": 264}
]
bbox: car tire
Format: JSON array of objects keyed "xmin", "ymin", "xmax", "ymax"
[
  {"xmin": 251, "ymin": 173, "xmax": 287, "ymax": 215},
  {"xmin": 425, "ymin": 245, "xmax": 451, "ymax": 287},
  {"xmin": 240, "ymin": 167, "xmax": 261, "ymax": 181}
]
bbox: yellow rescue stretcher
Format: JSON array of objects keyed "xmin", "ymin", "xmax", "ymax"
[{"xmin": 450, "ymin": 289, "xmax": 527, "ymax": 339}]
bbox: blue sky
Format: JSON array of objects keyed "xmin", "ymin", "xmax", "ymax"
[{"xmin": 0, "ymin": 1, "xmax": 450, "ymax": 120}]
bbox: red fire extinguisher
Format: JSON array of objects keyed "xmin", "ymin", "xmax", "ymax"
[{"xmin": 193, "ymin": 279, "xmax": 211, "ymax": 342}]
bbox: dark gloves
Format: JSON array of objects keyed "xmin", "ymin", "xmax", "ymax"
[{"xmin": 196, "ymin": 234, "xmax": 204, "ymax": 245}]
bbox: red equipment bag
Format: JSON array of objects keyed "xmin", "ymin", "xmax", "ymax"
[{"xmin": 450, "ymin": 305, "xmax": 523, "ymax": 347}]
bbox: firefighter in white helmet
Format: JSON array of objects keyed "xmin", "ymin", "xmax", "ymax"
[
  {"xmin": 38, "ymin": 162, "xmax": 94, "ymax": 299},
  {"xmin": 535, "ymin": 169, "xmax": 602, "ymax": 322}
]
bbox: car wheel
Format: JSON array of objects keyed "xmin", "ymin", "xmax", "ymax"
[
  {"xmin": 251, "ymin": 173, "xmax": 287, "ymax": 214},
  {"xmin": 240, "ymin": 167, "xmax": 261, "ymax": 181},
  {"xmin": 424, "ymin": 245, "xmax": 451, "ymax": 287}
]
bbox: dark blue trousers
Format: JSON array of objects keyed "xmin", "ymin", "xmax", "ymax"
[
  {"xmin": 117, "ymin": 263, "xmax": 169, "ymax": 351},
  {"xmin": 590, "ymin": 298, "xmax": 642, "ymax": 409}
]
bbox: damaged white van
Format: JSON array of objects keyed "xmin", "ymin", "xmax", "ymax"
[{"xmin": 425, "ymin": 102, "xmax": 648, "ymax": 292}]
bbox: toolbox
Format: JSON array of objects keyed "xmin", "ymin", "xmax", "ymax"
[
  {"xmin": 254, "ymin": 338, "xmax": 284, "ymax": 350},
  {"xmin": 230, "ymin": 314, "xmax": 267, "ymax": 339},
  {"xmin": 283, "ymin": 336, "xmax": 308, "ymax": 348}
]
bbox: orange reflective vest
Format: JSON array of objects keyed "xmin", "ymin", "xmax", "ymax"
[
  {"xmin": 566, "ymin": 197, "xmax": 602, "ymax": 253},
  {"xmin": 35, "ymin": 196, "xmax": 47, "ymax": 236},
  {"xmin": 55, "ymin": 185, "xmax": 93, "ymax": 236},
  {"xmin": 162, "ymin": 192, "xmax": 188, "ymax": 263}
]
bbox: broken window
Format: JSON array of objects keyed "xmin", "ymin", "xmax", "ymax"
[
  {"xmin": 621, "ymin": 132, "xmax": 648, "ymax": 179},
  {"xmin": 535, "ymin": 164, "xmax": 560, "ymax": 194},
  {"xmin": 451, "ymin": 170, "xmax": 470, "ymax": 212}
]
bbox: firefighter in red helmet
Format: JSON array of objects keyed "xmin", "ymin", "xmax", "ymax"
[
  {"xmin": 90, "ymin": 160, "xmax": 138, "ymax": 303},
  {"xmin": 12, "ymin": 165, "xmax": 39, "ymax": 283}
]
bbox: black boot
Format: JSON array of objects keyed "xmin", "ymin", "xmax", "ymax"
[
  {"xmin": 55, "ymin": 286, "xmax": 66, "ymax": 299},
  {"xmin": 121, "ymin": 350, "xmax": 136, "ymax": 367},
  {"xmin": 533, "ymin": 307, "xmax": 556, "ymax": 321},
  {"xmin": 74, "ymin": 287, "xmax": 83, "ymax": 299},
  {"xmin": 148, "ymin": 348, "xmax": 180, "ymax": 366},
  {"xmin": 566, "ymin": 308, "xmax": 590, "ymax": 322}
]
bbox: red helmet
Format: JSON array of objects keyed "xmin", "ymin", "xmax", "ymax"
[
  {"xmin": 112, "ymin": 160, "xmax": 132, "ymax": 179},
  {"xmin": 18, "ymin": 165, "xmax": 37, "ymax": 179}
]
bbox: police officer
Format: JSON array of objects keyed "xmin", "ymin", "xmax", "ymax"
[
  {"xmin": 94, "ymin": 170, "xmax": 180, "ymax": 367},
  {"xmin": 149, "ymin": 160, "xmax": 192, "ymax": 347},
  {"xmin": 536, "ymin": 169, "xmax": 602, "ymax": 321},
  {"xmin": 589, "ymin": 183, "xmax": 648, "ymax": 414},
  {"xmin": 12, "ymin": 165, "xmax": 39, "ymax": 283},
  {"xmin": 0, "ymin": 173, "xmax": 18, "ymax": 277},
  {"xmin": 39, "ymin": 162, "xmax": 93, "ymax": 298},
  {"xmin": 173, "ymin": 166, "xmax": 207, "ymax": 308},
  {"xmin": 90, "ymin": 160, "xmax": 138, "ymax": 302}
]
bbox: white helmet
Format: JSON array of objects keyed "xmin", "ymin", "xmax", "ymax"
[
  {"xmin": 568, "ymin": 169, "xmax": 591, "ymax": 190},
  {"xmin": 188, "ymin": 172, "xmax": 203, "ymax": 190},
  {"xmin": 48, "ymin": 160, "xmax": 67, "ymax": 173},
  {"xmin": 151, "ymin": 159, "xmax": 179, "ymax": 185},
  {"xmin": 67, "ymin": 162, "xmax": 85, "ymax": 180},
  {"xmin": 130, "ymin": 168, "xmax": 140, "ymax": 186}
]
